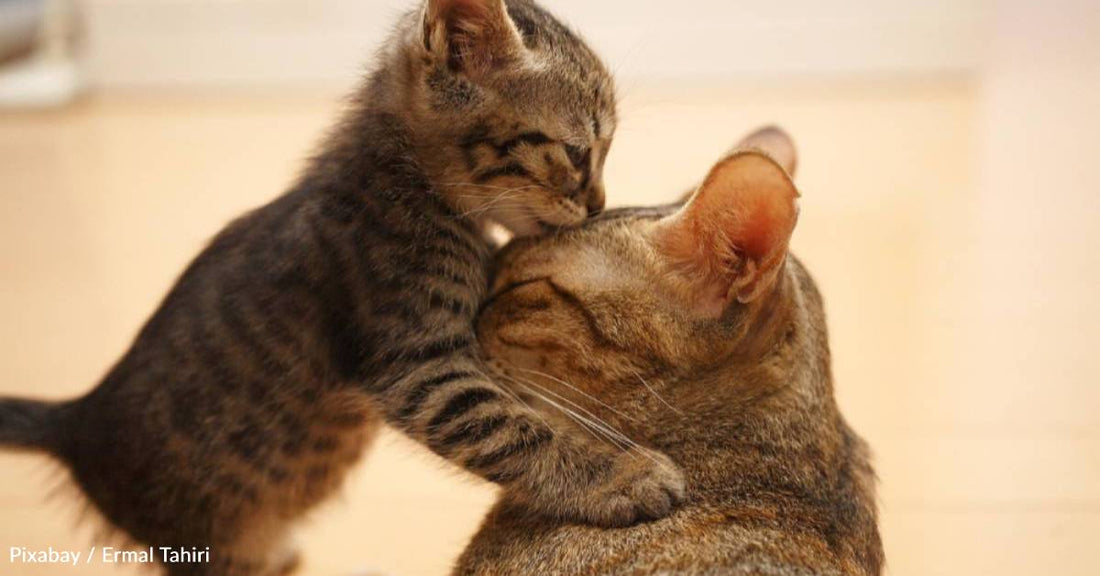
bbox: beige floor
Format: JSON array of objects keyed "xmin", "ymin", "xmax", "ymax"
[{"xmin": 0, "ymin": 79, "xmax": 1096, "ymax": 575}]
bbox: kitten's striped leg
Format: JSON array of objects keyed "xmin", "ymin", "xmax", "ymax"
[{"xmin": 379, "ymin": 354, "xmax": 686, "ymax": 527}]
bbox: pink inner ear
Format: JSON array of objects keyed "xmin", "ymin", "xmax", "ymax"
[
  {"xmin": 694, "ymin": 153, "xmax": 798, "ymax": 260},
  {"xmin": 727, "ymin": 183, "xmax": 796, "ymax": 261},
  {"xmin": 657, "ymin": 152, "xmax": 799, "ymax": 309}
]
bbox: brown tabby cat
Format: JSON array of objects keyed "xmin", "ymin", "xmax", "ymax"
[
  {"xmin": 0, "ymin": 1, "xmax": 685, "ymax": 574},
  {"xmin": 457, "ymin": 128, "xmax": 884, "ymax": 575}
]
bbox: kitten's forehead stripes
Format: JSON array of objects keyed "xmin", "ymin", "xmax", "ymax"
[
  {"xmin": 458, "ymin": 121, "xmax": 600, "ymax": 200},
  {"xmin": 461, "ymin": 125, "xmax": 557, "ymax": 160},
  {"xmin": 474, "ymin": 163, "xmax": 535, "ymax": 184},
  {"xmin": 497, "ymin": 132, "xmax": 554, "ymax": 155}
]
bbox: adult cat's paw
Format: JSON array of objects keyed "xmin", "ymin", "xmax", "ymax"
[{"xmin": 580, "ymin": 448, "xmax": 686, "ymax": 527}]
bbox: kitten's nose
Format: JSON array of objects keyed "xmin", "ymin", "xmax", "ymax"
[{"xmin": 586, "ymin": 184, "xmax": 606, "ymax": 216}]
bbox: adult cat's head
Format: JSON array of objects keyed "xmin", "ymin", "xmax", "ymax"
[
  {"xmin": 479, "ymin": 126, "xmax": 811, "ymax": 443},
  {"xmin": 471, "ymin": 127, "xmax": 882, "ymax": 574},
  {"xmin": 373, "ymin": 0, "xmax": 615, "ymax": 235}
]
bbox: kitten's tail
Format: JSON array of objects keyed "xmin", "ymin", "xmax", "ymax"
[{"xmin": 0, "ymin": 397, "xmax": 72, "ymax": 454}]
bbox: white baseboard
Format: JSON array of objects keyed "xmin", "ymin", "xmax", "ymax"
[{"xmin": 82, "ymin": 0, "xmax": 988, "ymax": 91}]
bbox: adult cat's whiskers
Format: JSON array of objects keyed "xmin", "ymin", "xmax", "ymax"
[
  {"xmin": 496, "ymin": 371, "xmax": 628, "ymax": 449},
  {"xmin": 508, "ymin": 372, "xmax": 643, "ymax": 453},
  {"xmin": 519, "ymin": 383, "xmax": 624, "ymax": 452},
  {"xmin": 482, "ymin": 366, "xmax": 560, "ymax": 435},
  {"xmin": 631, "ymin": 370, "xmax": 684, "ymax": 416},
  {"xmin": 516, "ymin": 367, "xmax": 636, "ymax": 422},
  {"xmin": 503, "ymin": 371, "xmax": 669, "ymax": 470},
  {"xmin": 508, "ymin": 377, "xmax": 633, "ymax": 455}
]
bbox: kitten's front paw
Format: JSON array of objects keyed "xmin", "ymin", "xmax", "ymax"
[{"xmin": 579, "ymin": 448, "xmax": 686, "ymax": 528}]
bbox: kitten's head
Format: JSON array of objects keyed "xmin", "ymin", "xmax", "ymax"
[
  {"xmin": 398, "ymin": 0, "xmax": 616, "ymax": 236},
  {"xmin": 478, "ymin": 127, "xmax": 806, "ymax": 433}
]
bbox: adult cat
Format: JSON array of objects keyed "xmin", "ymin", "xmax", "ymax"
[
  {"xmin": 0, "ymin": 1, "xmax": 684, "ymax": 574},
  {"xmin": 458, "ymin": 128, "xmax": 883, "ymax": 575}
]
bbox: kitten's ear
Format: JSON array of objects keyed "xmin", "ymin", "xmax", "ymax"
[
  {"xmin": 656, "ymin": 151, "xmax": 800, "ymax": 315},
  {"xmin": 423, "ymin": 0, "xmax": 526, "ymax": 77}
]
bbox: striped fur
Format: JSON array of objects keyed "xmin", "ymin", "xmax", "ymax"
[
  {"xmin": 458, "ymin": 129, "xmax": 883, "ymax": 575},
  {"xmin": 0, "ymin": 2, "xmax": 681, "ymax": 575}
]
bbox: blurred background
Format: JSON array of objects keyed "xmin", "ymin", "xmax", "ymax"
[{"xmin": 0, "ymin": 0, "xmax": 1097, "ymax": 574}]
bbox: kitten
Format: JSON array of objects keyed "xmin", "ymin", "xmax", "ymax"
[
  {"xmin": 0, "ymin": 1, "xmax": 684, "ymax": 574},
  {"xmin": 458, "ymin": 128, "xmax": 883, "ymax": 575}
]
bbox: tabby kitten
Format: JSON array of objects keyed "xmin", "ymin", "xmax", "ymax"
[
  {"xmin": 0, "ymin": 1, "xmax": 684, "ymax": 574},
  {"xmin": 458, "ymin": 128, "xmax": 883, "ymax": 575}
]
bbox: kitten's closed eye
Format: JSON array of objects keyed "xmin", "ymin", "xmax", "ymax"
[{"xmin": 564, "ymin": 145, "xmax": 590, "ymax": 171}]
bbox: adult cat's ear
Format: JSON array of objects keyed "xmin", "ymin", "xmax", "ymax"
[
  {"xmin": 733, "ymin": 125, "xmax": 797, "ymax": 177},
  {"xmin": 674, "ymin": 125, "xmax": 797, "ymax": 205},
  {"xmin": 423, "ymin": 0, "xmax": 526, "ymax": 77},
  {"xmin": 656, "ymin": 151, "xmax": 800, "ymax": 315}
]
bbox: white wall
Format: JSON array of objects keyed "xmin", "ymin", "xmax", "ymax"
[
  {"xmin": 80, "ymin": 0, "xmax": 989, "ymax": 90},
  {"xmin": 952, "ymin": 0, "xmax": 1100, "ymax": 428}
]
